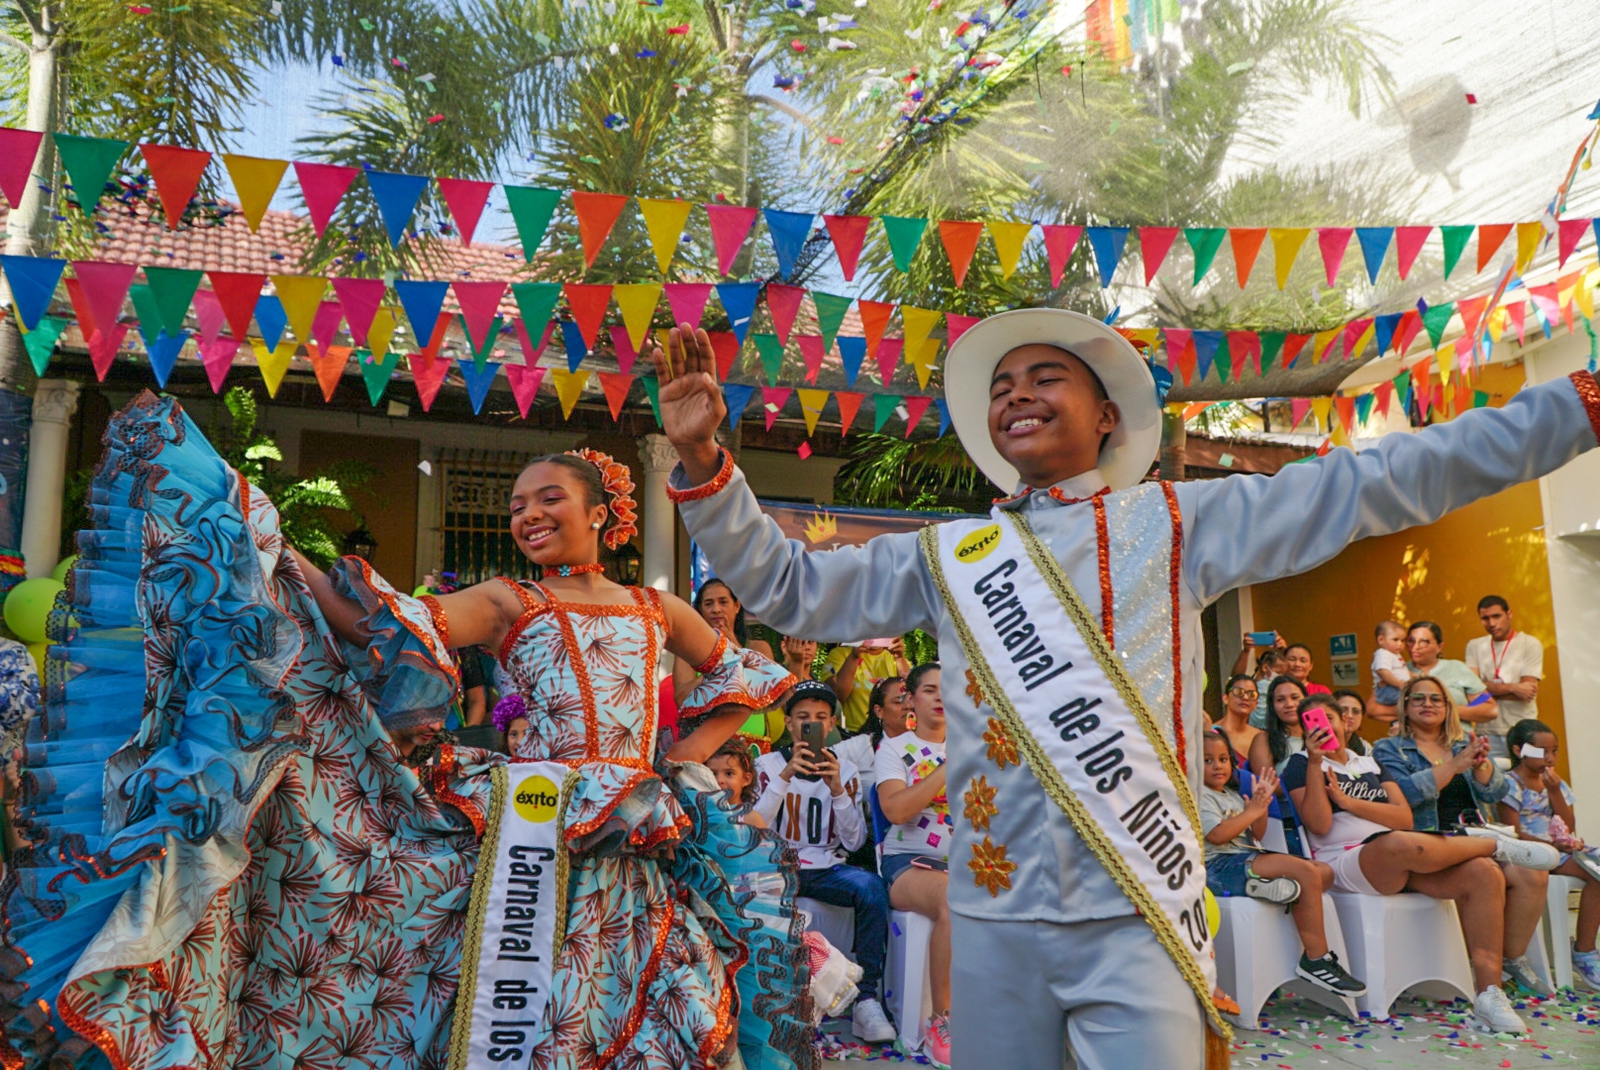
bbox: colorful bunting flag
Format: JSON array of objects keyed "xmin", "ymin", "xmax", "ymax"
[
  {"xmin": 836, "ymin": 336, "xmax": 866, "ymax": 386},
  {"xmin": 599, "ymin": 371, "xmax": 633, "ymax": 420},
  {"xmin": 796, "ymin": 387, "xmax": 828, "ymax": 436},
  {"xmin": 765, "ymin": 283, "xmax": 804, "ymax": 346},
  {"xmin": 858, "ymin": 300, "xmax": 894, "ymax": 358},
  {"xmin": 607, "ymin": 282, "xmax": 658, "ymax": 353},
  {"xmin": 294, "ymin": 161, "xmax": 360, "ymax": 236},
  {"xmin": 410, "ymin": 353, "xmax": 451, "ymax": 411},
  {"xmin": 505, "ymin": 362, "xmax": 546, "ymax": 418},
  {"xmin": 704, "ymin": 332, "xmax": 740, "ymax": 380},
  {"xmin": 1476, "ymin": 223, "xmax": 1512, "ymax": 273},
  {"xmin": 836, "ymin": 391, "xmax": 865, "ymax": 437},
  {"xmin": 1316, "ymin": 227, "xmax": 1353, "ymax": 287},
  {"xmin": 797, "ymin": 335, "xmax": 826, "ymax": 383},
  {"xmin": 254, "ymin": 293, "xmax": 287, "ymax": 350},
  {"xmin": 753, "ymin": 333, "xmax": 785, "ymax": 385},
  {"xmin": 395, "ymin": 279, "xmax": 451, "ymax": 347},
  {"xmin": 664, "ymin": 282, "xmax": 713, "ymax": 328},
  {"xmin": 559, "ymin": 320, "xmax": 588, "ymax": 370},
  {"xmin": 571, "ymin": 191, "xmax": 628, "ymax": 268},
  {"xmin": 822, "ymin": 214, "xmax": 870, "ymax": 281},
  {"xmin": 366, "ymin": 171, "xmax": 430, "ymax": 247},
  {"xmin": 1185, "ymin": 228, "xmax": 1226, "ymax": 286},
  {"xmin": 881, "ymin": 215, "xmax": 928, "ymax": 272},
  {"xmin": 1514, "ymin": 221, "xmax": 1544, "ymax": 273},
  {"xmin": 458, "ymin": 359, "xmax": 499, "ymax": 414},
  {"xmin": 251, "ymin": 338, "xmax": 294, "ymax": 398},
  {"xmin": 272, "ymin": 275, "xmax": 326, "ymax": 343},
  {"xmin": 945, "ymin": 313, "xmax": 980, "ymax": 347},
  {"xmin": 986, "ymin": 221, "xmax": 1031, "ymax": 280},
  {"xmin": 54, "ymin": 134, "xmax": 127, "ymax": 216},
  {"xmin": 876, "ymin": 338, "xmax": 903, "ymax": 386},
  {"xmin": 200, "ymin": 336, "xmax": 238, "ymax": 393},
  {"xmin": 1393, "ymin": 225, "xmax": 1431, "ymax": 280},
  {"xmin": 1558, "ymin": 217, "xmax": 1591, "ymax": 267},
  {"xmin": 71, "ymin": 261, "xmax": 137, "ymax": 338},
  {"xmin": 638, "ymin": 198, "xmax": 693, "ymax": 273},
  {"xmin": 560, "ymin": 283, "xmax": 609, "ymax": 350},
  {"xmin": 716, "ymin": 282, "xmax": 760, "ymax": 345},
  {"xmin": 0, "ymin": 127, "xmax": 44, "ymax": 207},
  {"xmin": 1040, "ymin": 225, "xmax": 1083, "ymax": 288},
  {"xmin": 813, "ymin": 292, "xmax": 852, "ymax": 352},
  {"xmin": 1137, "ymin": 226, "xmax": 1179, "ymax": 285},
  {"xmin": 436, "ymin": 176, "xmax": 494, "ymax": 246},
  {"xmin": 705, "ymin": 204, "xmax": 759, "ymax": 275},
  {"xmin": 362, "ymin": 348, "xmax": 400, "ymax": 406},
  {"xmin": 551, "ymin": 368, "xmax": 591, "ymax": 418},
  {"xmin": 20, "ymin": 316, "xmax": 67, "ymax": 376},
  {"xmin": 221, "ymin": 155, "xmax": 288, "ymax": 233},
  {"xmin": 1229, "ymin": 228, "xmax": 1267, "ymax": 287},
  {"xmin": 1086, "ymin": 226, "xmax": 1129, "ymax": 287},
  {"xmin": 873, "ymin": 393, "xmax": 901, "ymax": 433},
  {"xmin": 723, "ymin": 383, "xmax": 756, "ymax": 427},
  {"xmin": 140, "ymin": 144, "xmax": 211, "ymax": 228},
  {"xmin": 330, "ymin": 277, "xmax": 385, "ymax": 346},
  {"xmin": 938, "ymin": 220, "xmax": 984, "ymax": 288},
  {"xmin": 142, "ymin": 266, "xmax": 202, "ymax": 337},
  {"xmin": 503, "ymin": 186, "xmax": 561, "ymax": 261},
  {"xmin": 309, "ymin": 343, "xmax": 351, "ymax": 402},
  {"xmin": 764, "ymin": 209, "xmax": 813, "ymax": 279},
  {"xmin": 761, "ymin": 386, "xmax": 792, "ymax": 430},
  {"xmin": 902, "ymin": 396, "xmax": 932, "ymax": 438},
  {"xmin": 1355, "ymin": 227, "xmax": 1393, "ymax": 285},
  {"xmin": 1268, "ymin": 228, "xmax": 1310, "ymax": 290}
]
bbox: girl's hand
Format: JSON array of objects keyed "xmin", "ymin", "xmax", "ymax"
[
  {"xmin": 1246, "ymin": 769, "xmax": 1277, "ymax": 813},
  {"xmin": 1541, "ymin": 766, "xmax": 1564, "ymax": 789}
]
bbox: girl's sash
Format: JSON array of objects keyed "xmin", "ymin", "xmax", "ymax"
[
  {"xmin": 447, "ymin": 761, "xmax": 579, "ymax": 1070},
  {"xmin": 924, "ymin": 509, "xmax": 1230, "ymax": 1045}
]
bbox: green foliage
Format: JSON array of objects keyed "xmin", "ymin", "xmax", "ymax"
[{"xmin": 833, "ymin": 433, "xmax": 993, "ymax": 513}]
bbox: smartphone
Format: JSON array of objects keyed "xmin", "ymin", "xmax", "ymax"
[
  {"xmin": 797, "ymin": 721, "xmax": 828, "ymax": 781},
  {"xmin": 859, "ymin": 637, "xmax": 895, "ymax": 651},
  {"xmin": 1301, "ymin": 706, "xmax": 1339, "ymax": 751},
  {"xmin": 910, "ymin": 857, "xmax": 949, "ymax": 873},
  {"xmin": 1248, "ymin": 631, "xmax": 1277, "ymax": 647}
]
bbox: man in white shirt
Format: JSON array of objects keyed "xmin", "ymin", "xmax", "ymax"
[{"xmin": 1463, "ymin": 595, "xmax": 1544, "ymax": 757}]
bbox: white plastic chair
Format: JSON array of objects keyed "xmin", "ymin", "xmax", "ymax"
[
  {"xmin": 1214, "ymin": 894, "xmax": 1360, "ymax": 1027},
  {"xmin": 1329, "ymin": 892, "xmax": 1476, "ymax": 1018},
  {"xmin": 1543, "ymin": 874, "xmax": 1585, "ymax": 990},
  {"xmin": 1513, "ymin": 916, "xmax": 1555, "ymax": 994},
  {"xmin": 885, "ymin": 908, "xmax": 935, "ymax": 1051},
  {"xmin": 797, "ymin": 897, "xmax": 856, "ymax": 959}
]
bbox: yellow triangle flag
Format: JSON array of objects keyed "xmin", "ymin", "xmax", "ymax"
[
  {"xmin": 986, "ymin": 221, "xmax": 1032, "ymax": 281},
  {"xmin": 1486, "ymin": 305, "xmax": 1507, "ymax": 343},
  {"xmin": 910, "ymin": 339, "xmax": 940, "ymax": 389},
  {"xmin": 1436, "ymin": 349, "xmax": 1452, "ymax": 387},
  {"xmin": 638, "ymin": 198, "xmax": 694, "ymax": 274},
  {"xmin": 1310, "ymin": 397, "xmax": 1332, "ymax": 432},
  {"xmin": 1124, "ymin": 328, "xmax": 1160, "ymax": 351},
  {"xmin": 1576, "ymin": 277, "xmax": 1596, "ymax": 321},
  {"xmin": 797, "ymin": 388, "xmax": 829, "ymax": 436},
  {"xmin": 272, "ymin": 275, "xmax": 326, "ymax": 344},
  {"xmin": 1352, "ymin": 321, "xmax": 1375, "ymax": 356},
  {"xmin": 1270, "ymin": 228, "xmax": 1311, "ymax": 290},
  {"xmin": 551, "ymin": 368, "xmax": 590, "ymax": 418},
  {"xmin": 223, "ymin": 155, "xmax": 290, "ymax": 233},
  {"xmin": 613, "ymin": 283, "xmax": 663, "ymax": 350},
  {"xmin": 250, "ymin": 337, "xmax": 296, "ymax": 398},
  {"xmin": 901, "ymin": 306, "xmax": 942, "ymax": 358},
  {"xmin": 1515, "ymin": 221, "xmax": 1544, "ymax": 274},
  {"xmin": 1311, "ymin": 328, "xmax": 1339, "ymax": 364},
  {"xmin": 368, "ymin": 307, "xmax": 397, "ymax": 363}
]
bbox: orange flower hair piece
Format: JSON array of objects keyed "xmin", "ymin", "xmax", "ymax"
[{"xmin": 568, "ymin": 448, "xmax": 638, "ymax": 550}]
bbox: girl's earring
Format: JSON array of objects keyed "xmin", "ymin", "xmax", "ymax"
[{"xmin": 591, "ymin": 521, "xmax": 602, "ymax": 529}]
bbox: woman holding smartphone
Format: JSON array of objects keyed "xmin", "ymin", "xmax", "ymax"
[{"xmin": 875, "ymin": 662, "xmax": 954, "ymax": 1066}]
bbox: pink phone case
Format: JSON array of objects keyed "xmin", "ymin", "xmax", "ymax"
[{"xmin": 1301, "ymin": 707, "xmax": 1339, "ymax": 751}]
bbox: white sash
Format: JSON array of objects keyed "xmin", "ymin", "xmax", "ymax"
[
  {"xmin": 446, "ymin": 761, "xmax": 577, "ymax": 1070},
  {"xmin": 926, "ymin": 510, "xmax": 1226, "ymax": 1039}
]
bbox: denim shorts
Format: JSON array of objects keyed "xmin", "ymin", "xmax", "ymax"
[
  {"xmin": 1372, "ymin": 683, "xmax": 1400, "ymax": 705},
  {"xmin": 1205, "ymin": 850, "xmax": 1264, "ymax": 898},
  {"xmin": 880, "ymin": 851, "xmax": 944, "ymax": 889}
]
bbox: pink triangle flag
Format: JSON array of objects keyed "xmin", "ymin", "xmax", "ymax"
[
  {"xmin": 409, "ymin": 353, "xmax": 451, "ymax": 411},
  {"xmin": 609, "ymin": 324, "xmax": 640, "ymax": 375},
  {"xmin": 762, "ymin": 387, "xmax": 792, "ymax": 431},
  {"xmin": 902, "ymin": 396, "xmax": 932, "ymax": 437},
  {"xmin": 664, "ymin": 282, "xmax": 713, "ymax": 328},
  {"xmin": 797, "ymin": 335, "xmax": 826, "ymax": 383},
  {"xmin": 71, "ymin": 261, "xmax": 137, "ymax": 342},
  {"xmin": 1138, "ymin": 227, "xmax": 1180, "ymax": 285},
  {"xmin": 1558, "ymin": 217, "xmax": 1590, "ymax": 267},
  {"xmin": 201, "ymin": 336, "xmax": 240, "ymax": 392},
  {"xmin": 1290, "ymin": 397, "xmax": 1313, "ymax": 430},
  {"xmin": 313, "ymin": 300, "xmax": 345, "ymax": 351},
  {"xmin": 505, "ymin": 362, "xmax": 546, "ymax": 419},
  {"xmin": 705, "ymin": 204, "xmax": 759, "ymax": 275},
  {"xmin": 453, "ymin": 281, "xmax": 508, "ymax": 349},
  {"xmin": 1041, "ymin": 225, "xmax": 1084, "ymax": 288},
  {"xmin": 1393, "ymin": 226, "xmax": 1431, "ymax": 280},
  {"xmin": 436, "ymin": 177, "xmax": 494, "ymax": 246},
  {"xmin": 1528, "ymin": 283, "xmax": 1561, "ymax": 327},
  {"xmin": 293, "ymin": 161, "xmax": 360, "ymax": 237},
  {"xmin": 1375, "ymin": 380, "xmax": 1393, "ymax": 417},
  {"xmin": 766, "ymin": 283, "xmax": 805, "ymax": 346},
  {"xmin": 1226, "ymin": 331, "xmax": 1261, "ymax": 377},
  {"xmin": 1343, "ymin": 317, "xmax": 1374, "ymax": 359},
  {"xmin": 1316, "ymin": 227, "xmax": 1354, "ymax": 286},
  {"xmin": 876, "ymin": 338, "xmax": 903, "ymax": 385},
  {"xmin": 0, "ymin": 128, "xmax": 44, "ymax": 207},
  {"xmin": 192, "ymin": 288, "xmax": 226, "ymax": 343},
  {"xmin": 514, "ymin": 318, "xmax": 555, "ymax": 364},
  {"xmin": 945, "ymin": 312, "xmax": 981, "ymax": 347},
  {"xmin": 88, "ymin": 322, "xmax": 130, "ymax": 382},
  {"xmin": 1507, "ymin": 300, "xmax": 1527, "ymax": 345},
  {"xmin": 330, "ymin": 277, "xmax": 386, "ymax": 346}
]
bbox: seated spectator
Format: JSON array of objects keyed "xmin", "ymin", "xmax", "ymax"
[
  {"xmin": 1405, "ymin": 621, "xmax": 1498, "ymax": 727},
  {"xmin": 1372, "ymin": 677, "xmax": 1550, "ymax": 995},
  {"xmin": 854, "ymin": 676, "xmax": 910, "ymax": 750},
  {"xmin": 1201, "ymin": 731, "xmax": 1365, "ymax": 994},
  {"xmin": 1284, "ymin": 694, "xmax": 1559, "ymax": 1036},
  {"xmin": 875, "ymin": 662, "xmax": 953, "ymax": 1064},
  {"xmin": 754, "ymin": 681, "xmax": 895, "ymax": 1044},
  {"xmin": 820, "ymin": 638, "xmax": 912, "ymax": 735},
  {"xmin": 1216, "ymin": 674, "xmax": 1262, "ymax": 764},
  {"xmin": 1499, "ymin": 719, "xmax": 1600, "ymax": 989},
  {"xmin": 1248, "ymin": 676, "xmax": 1308, "ymax": 777},
  {"xmin": 1367, "ymin": 620, "xmax": 1411, "ymax": 723},
  {"xmin": 1249, "ymin": 649, "xmax": 1287, "ymax": 728},
  {"xmin": 707, "ymin": 739, "xmax": 766, "ymax": 829},
  {"xmin": 1332, "ymin": 689, "xmax": 1370, "ymax": 756},
  {"xmin": 1283, "ymin": 643, "xmax": 1333, "ymax": 696}
]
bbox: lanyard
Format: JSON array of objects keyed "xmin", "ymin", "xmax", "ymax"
[{"xmin": 1489, "ymin": 632, "xmax": 1517, "ymax": 681}]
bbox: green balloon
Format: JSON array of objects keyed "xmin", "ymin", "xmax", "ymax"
[
  {"xmin": 412, "ymin": 584, "xmax": 432, "ymax": 597},
  {"xmin": 4, "ymin": 578, "xmax": 64, "ymax": 644},
  {"xmin": 51, "ymin": 555, "xmax": 77, "ymax": 583}
]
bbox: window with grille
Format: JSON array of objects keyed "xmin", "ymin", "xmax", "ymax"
[{"xmin": 438, "ymin": 449, "xmax": 529, "ymax": 586}]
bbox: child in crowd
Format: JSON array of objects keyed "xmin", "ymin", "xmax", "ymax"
[
  {"xmin": 1201, "ymin": 731, "xmax": 1366, "ymax": 996},
  {"xmin": 708, "ymin": 739, "xmax": 766, "ymax": 828},
  {"xmin": 491, "ymin": 693, "xmax": 530, "ymax": 755},
  {"xmin": 754, "ymin": 680, "xmax": 896, "ymax": 1043},
  {"xmin": 1499, "ymin": 719, "xmax": 1600, "ymax": 988},
  {"xmin": 1369, "ymin": 620, "xmax": 1411, "ymax": 722},
  {"xmin": 1249, "ymin": 650, "xmax": 1288, "ymax": 728}
]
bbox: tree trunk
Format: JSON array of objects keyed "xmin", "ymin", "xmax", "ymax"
[{"xmin": 1159, "ymin": 408, "xmax": 1186, "ymax": 482}]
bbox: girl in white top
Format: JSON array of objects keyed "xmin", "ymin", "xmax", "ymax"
[{"xmin": 874, "ymin": 662, "xmax": 953, "ymax": 1064}]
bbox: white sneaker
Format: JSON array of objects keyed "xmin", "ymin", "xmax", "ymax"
[
  {"xmin": 1502, "ymin": 954, "xmax": 1552, "ymax": 996},
  {"xmin": 1574, "ymin": 950, "xmax": 1600, "ymax": 991},
  {"xmin": 1573, "ymin": 851, "xmax": 1600, "ymax": 884},
  {"xmin": 1470, "ymin": 986, "xmax": 1529, "ymax": 1035},
  {"xmin": 851, "ymin": 997, "xmax": 896, "ymax": 1043},
  {"xmin": 1481, "ymin": 834, "xmax": 1561, "ymax": 871}
]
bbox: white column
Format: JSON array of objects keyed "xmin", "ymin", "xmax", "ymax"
[
  {"xmin": 637, "ymin": 434, "xmax": 679, "ymax": 595},
  {"xmin": 21, "ymin": 379, "xmax": 80, "ymax": 578}
]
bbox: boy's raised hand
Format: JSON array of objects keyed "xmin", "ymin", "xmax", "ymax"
[{"xmin": 649, "ymin": 324, "xmax": 728, "ymax": 484}]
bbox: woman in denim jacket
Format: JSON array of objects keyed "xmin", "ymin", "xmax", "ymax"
[{"xmin": 1373, "ymin": 676, "xmax": 1550, "ymax": 995}]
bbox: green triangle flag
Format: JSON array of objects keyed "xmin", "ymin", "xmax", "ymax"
[
  {"xmin": 641, "ymin": 375, "xmax": 662, "ymax": 426},
  {"xmin": 512, "ymin": 280, "xmax": 561, "ymax": 327},
  {"xmin": 463, "ymin": 313, "xmax": 503, "ymax": 369},
  {"xmin": 1440, "ymin": 225, "xmax": 1473, "ymax": 280},
  {"xmin": 22, "ymin": 316, "xmax": 69, "ymax": 376},
  {"xmin": 54, "ymin": 134, "xmax": 128, "ymax": 216},
  {"xmin": 504, "ymin": 187, "xmax": 562, "ymax": 262},
  {"xmin": 880, "ymin": 216, "xmax": 928, "ymax": 272},
  {"xmin": 1258, "ymin": 330, "xmax": 1286, "ymax": 375},
  {"xmin": 1184, "ymin": 228, "xmax": 1227, "ymax": 285},
  {"xmin": 812, "ymin": 292, "xmax": 853, "ymax": 351},
  {"xmin": 873, "ymin": 393, "xmax": 902, "ymax": 432},
  {"xmin": 142, "ymin": 266, "xmax": 203, "ymax": 336},
  {"xmin": 1214, "ymin": 338, "xmax": 1232, "ymax": 383},
  {"xmin": 1473, "ymin": 390, "xmax": 1489, "ymax": 409},
  {"xmin": 361, "ymin": 348, "xmax": 400, "ymax": 405},
  {"xmin": 753, "ymin": 332, "xmax": 784, "ymax": 385},
  {"xmin": 1394, "ymin": 370, "xmax": 1412, "ymax": 401},
  {"xmin": 1422, "ymin": 302, "xmax": 1455, "ymax": 348}
]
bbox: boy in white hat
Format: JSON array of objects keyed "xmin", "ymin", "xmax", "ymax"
[{"xmin": 649, "ymin": 310, "xmax": 1600, "ymax": 1068}]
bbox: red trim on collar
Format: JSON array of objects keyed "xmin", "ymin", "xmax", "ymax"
[{"xmin": 993, "ymin": 484, "xmax": 1112, "ymax": 506}]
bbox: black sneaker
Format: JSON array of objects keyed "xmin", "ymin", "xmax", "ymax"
[
  {"xmin": 1296, "ymin": 952, "xmax": 1367, "ymax": 996},
  {"xmin": 1245, "ymin": 875, "xmax": 1301, "ymax": 905}
]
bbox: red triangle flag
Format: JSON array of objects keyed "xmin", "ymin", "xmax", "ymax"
[
  {"xmin": 1394, "ymin": 310, "xmax": 1423, "ymax": 356},
  {"xmin": 1456, "ymin": 295, "xmax": 1489, "ymax": 340},
  {"xmin": 571, "ymin": 191, "xmax": 627, "ymax": 268},
  {"xmin": 1316, "ymin": 227, "xmax": 1354, "ymax": 286},
  {"xmin": 876, "ymin": 338, "xmax": 903, "ymax": 385},
  {"xmin": 70, "ymin": 261, "xmax": 137, "ymax": 340},
  {"xmin": 1558, "ymin": 217, "xmax": 1590, "ymax": 267},
  {"xmin": 0, "ymin": 128, "xmax": 44, "ymax": 207},
  {"xmin": 1226, "ymin": 331, "xmax": 1262, "ymax": 377},
  {"xmin": 140, "ymin": 144, "xmax": 211, "ymax": 228},
  {"xmin": 1394, "ymin": 225, "xmax": 1431, "ymax": 280},
  {"xmin": 436, "ymin": 177, "xmax": 494, "ymax": 246},
  {"xmin": 704, "ymin": 204, "xmax": 759, "ymax": 276},
  {"xmin": 902, "ymin": 396, "xmax": 932, "ymax": 438},
  {"xmin": 1290, "ymin": 398, "xmax": 1312, "ymax": 430},
  {"xmin": 64, "ymin": 278, "xmax": 96, "ymax": 336},
  {"xmin": 1343, "ymin": 317, "xmax": 1373, "ymax": 359},
  {"xmin": 599, "ymin": 371, "xmax": 633, "ymax": 420},
  {"xmin": 822, "ymin": 214, "xmax": 870, "ymax": 281},
  {"xmin": 765, "ymin": 283, "xmax": 805, "ymax": 346},
  {"xmin": 1506, "ymin": 300, "xmax": 1527, "ymax": 345},
  {"xmin": 836, "ymin": 391, "xmax": 865, "ymax": 437},
  {"xmin": 1375, "ymin": 380, "xmax": 1394, "ymax": 417},
  {"xmin": 1281, "ymin": 332, "xmax": 1312, "ymax": 368},
  {"xmin": 762, "ymin": 387, "xmax": 792, "ymax": 431},
  {"xmin": 706, "ymin": 331, "xmax": 741, "ymax": 380},
  {"xmin": 609, "ymin": 325, "xmax": 639, "ymax": 375},
  {"xmin": 1476, "ymin": 223, "xmax": 1512, "ymax": 273},
  {"xmin": 201, "ymin": 336, "xmax": 239, "ymax": 393},
  {"xmin": 293, "ymin": 161, "xmax": 360, "ymax": 237},
  {"xmin": 409, "ymin": 353, "xmax": 450, "ymax": 411},
  {"xmin": 664, "ymin": 282, "xmax": 713, "ymax": 328},
  {"xmin": 454, "ymin": 280, "xmax": 509, "ymax": 348},
  {"xmin": 1138, "ymin": 226, "xmax": 1180, "ymax": 285},
  {"xmin": 1040, "ymin": 225, "xmax": 1084, "ymax": 288},
  {"xmin": 89, "ymin": 322, "xmax": 131, "ymax": 382},
  {"xmin": 562, "ymin": 283, "xmax": 611, "ymax": 349},
  {"xmin": 797, "ymin": 335, "xmax": 825, "ymax": 383},
  {"xmin": 1334, "ymin": 396, "xmax": 1355, "ymax": 434},
  {"xmin": 938, "ymin": 220, "xmax": 984, "ymax": 288},
  {"xmin": 505, "ymin": 362, "xmax": 546, "ymax": 418},
  {"xmin": 514, "ymin": 318, "xmax": 555, "ymax": 365},
  {"xmin": 945, "ymin": 312, "xmax": 981, "ymax": 347},
  {"xmin": 1230, "ymin": 228, "xmax": 1268, "ymax": 287},
  {"xmin": 330, "ymin": 277, "xmax": 385, "ymax": 346},
  {"xmin": 858, "ymin": 300, "xmax": 895, "ymax": 357},
  {"xmin": 418, "ymin": 311, "xmax": 452, "ymax": 360}
]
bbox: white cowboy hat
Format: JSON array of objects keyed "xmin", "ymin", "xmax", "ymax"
[{"xmin": 943, "ymin": 308, "xmax": 1162, "ymax": 493}]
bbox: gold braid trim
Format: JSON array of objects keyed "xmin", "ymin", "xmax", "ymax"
[{"xmin": 920, "ymin": 521, "xmax": 1231, "ymax": 1046}]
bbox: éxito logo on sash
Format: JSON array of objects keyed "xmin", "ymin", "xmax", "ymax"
[
  {"xmin": 954, "ymin": 523, "xmax": 1002, "ymax": 564},
  {"xmin": 513, "ymin": 775, "xmax": 560, "ymax": 823}
]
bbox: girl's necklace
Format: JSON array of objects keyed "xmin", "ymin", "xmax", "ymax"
[{"xmin": 551, "ymin": 563, "xmax": 604, "ymax": 578}]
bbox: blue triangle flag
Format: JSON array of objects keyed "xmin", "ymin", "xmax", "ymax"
[
  {"xmin": 935, "ymin": 399, "xmax": 951, "ymax": 436},
  {"xmin": 146, "ymin": 331, "xmax": 186, "ymax": 387},
  {"xmin": 1374, "ymin": 312, "xmax": 1402, "ymax": 356},
  {"xmin": 457, "ymin": 359, "xmax": 500, "ymax": 414},
  {"xmin": 1150, "ymin": 360, "xmax": 1173, "ymax": 407},
  {"xmin": 724, "ymin": 383, "xmax": 756, "ymax": 428},
  {"xmin": 1085, "ymin": 226, "xmax": 1130, "ymax": 287},
  {"xmin": 716, "ymin": 282, "xmax": 760, "ymax": 345},
  {"xmin": 1, "ymin": 255, "xmax": 67, "ymax": 330},
  {"xmin": 366, "ymin": 171, "xmax": 430, "ymax": 247},
  {"xmin": 1355, "ymin": 227, "xmax": 1393, "ymax": 284},
  {"xmin": 762, "ymin": 209, "xmax": 813, "ymax": 279},
  {"xmin": 254, "ymin": 293, "xmax": 288, "ymax": 350},
  {"xmin": 836, "ymin": 335, "xmax": 866, "ymax": 386},
  {"xmin": 560, "ymin": 319, "xmax": 588, "ymax": 371},
  {"xmin": 394, "ymin": 279, "xmax": 449, "ymax": 347},
  {"xmin": 1192, "ymin": 330, "xmax": 1223, "ymax": 380}
]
